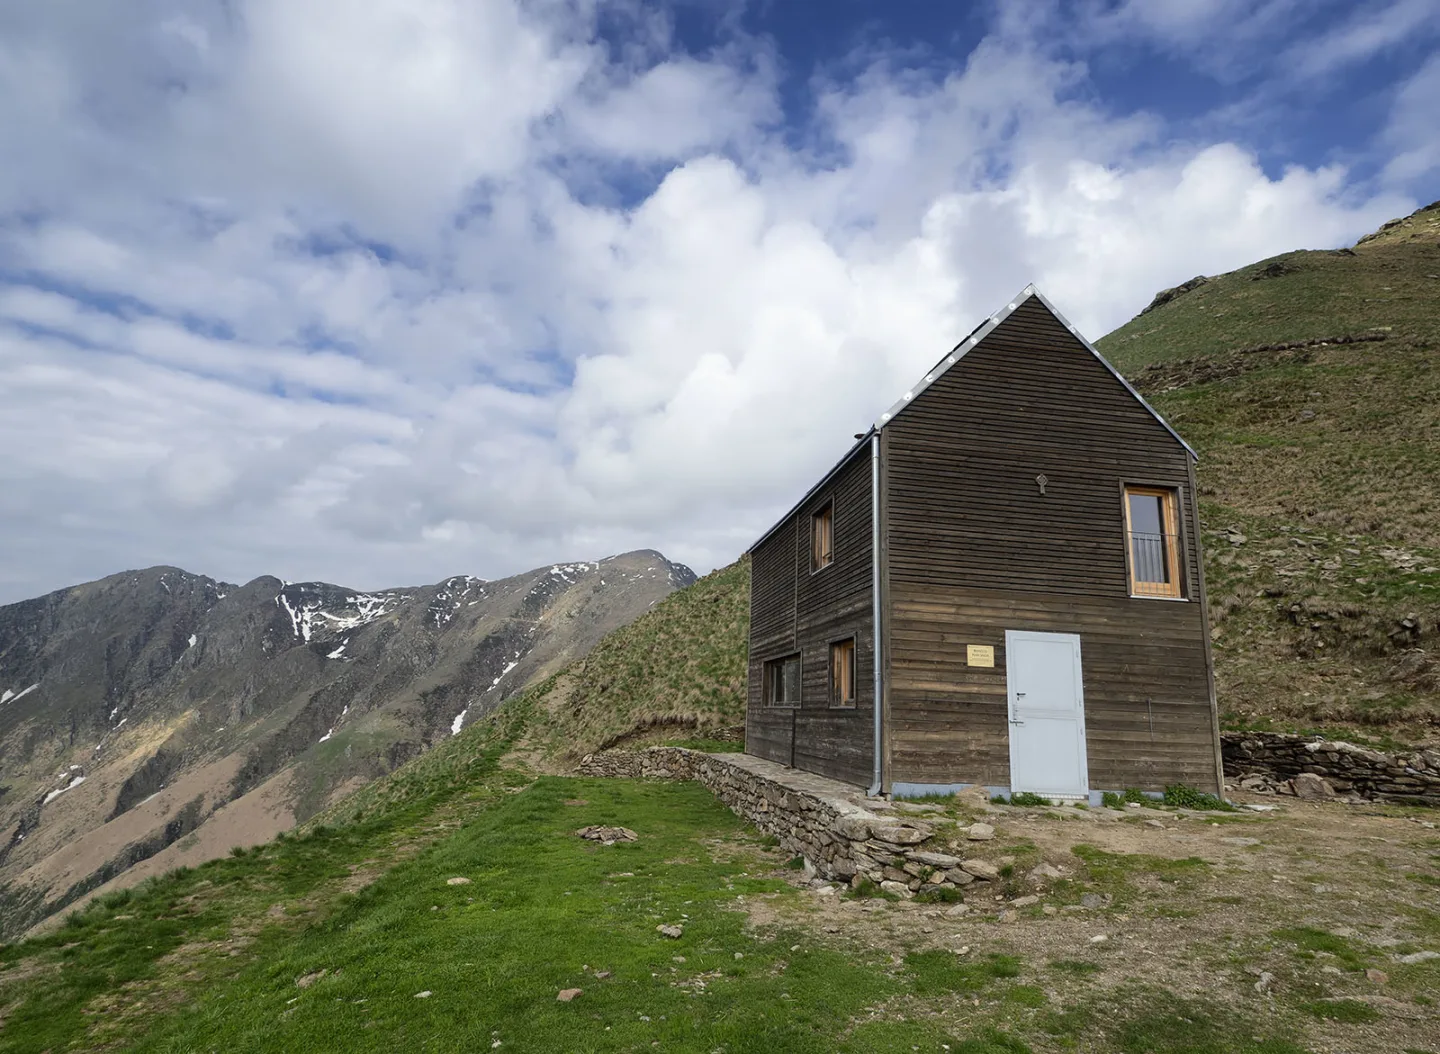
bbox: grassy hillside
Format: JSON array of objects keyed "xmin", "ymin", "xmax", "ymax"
[
  {"xmin": 3, "ymin": 700, "xmax": 1437, "ymax": 1053},
  {"xmin": 1100, "ymin": 202, "xmax": 1440, "ymax": 741},
  {"xmin": 518, "ymin": 558, "xmax": 750, "ymax": 760}
]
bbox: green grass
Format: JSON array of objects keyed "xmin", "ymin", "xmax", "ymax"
[
  {"xmin": 1162, "ymin": 785, "xmax": 1235, "ymax": 811},
  {"xmin": 1, "ymin": 721, "xmax": 1394, "ymax": 1053},
  {"xmin": 903, "ymin": 950, "xmax": 1022, "ymax": 996},
  {"xmin": 996, "ymin": 792, "xmax": 1053, "ymax": 807},
  {"xmin": 1070, "ymin": 845, "xmax": 1210, "ymax": 906},
  {"xmin": 1109, "ymin": 992, "xmax": 1309, "ymax": 1053},
  {"xmin": 1101, "ymin": 789, "xmax": 1154, "ymax": 810},
  {"xmin": 1273, "ymin": 926, "xmax": 1369, "ymax": 972},
  {"xmin": 0, "ymin": 784, "xmax": 492, "ymax": 1053},
  {"xmin": 1, "ymin": 760, "xmax": 1086, "ymax": 1054}
]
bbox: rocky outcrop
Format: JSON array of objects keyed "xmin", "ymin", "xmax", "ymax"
[
  {"xmin": 580, "ymin": 748, "xmax": 1004, "ymax": 896},
  {"xmin": 1139, "ymin": 275, "xmax": 1207, "ymax": 315},
  {"xmin": 1222, "ymin": 732, "xmax": 1440, "ymax": 806}
]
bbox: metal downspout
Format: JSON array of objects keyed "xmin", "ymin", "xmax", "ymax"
[{"xmin": 868, "ymin": 432, "xmax": 883, "ymax": 796}]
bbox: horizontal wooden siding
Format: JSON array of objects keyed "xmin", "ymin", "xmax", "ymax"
[
  {"xmin": 747, "ymin": 446, "xmax": 876, "ymax": 786},
  {"xmin": 883, "ymin": 297, "xmax": 1218, "ymax": 792}
]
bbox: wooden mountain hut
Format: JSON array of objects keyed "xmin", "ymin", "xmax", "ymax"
[{"xmin": 744, "ymin": 285, "xmax": 1222, "ymax": 801}]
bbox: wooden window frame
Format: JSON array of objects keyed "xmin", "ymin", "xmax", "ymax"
[
  {"xmin": 1121, "ymin": 483, "xmax": 1185, "ymax": 600},
  {"xmin": 828, "ymin": 637, "xmax": 857, "ymax": 709},
  {"xmin": 763, "ymin": 652, "xmax": 802, "ymax": 708},
  {"xmin": 810, "ymin": 500, "xmax": 834, "ymax": 573}
]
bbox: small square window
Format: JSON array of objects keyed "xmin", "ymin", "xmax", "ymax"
[
  {"xmin": 1123, "ymin": 485, "xmax": 1183, "ymax": 598},
  {"xmin": 829, "ymin": 639, "xmax": 856, "ymax": 707},
  {"xmin": 811, "ymin": 502, "xmax": 834, "ymax": 571},
  {"xmin": 764, "ymin": 653, "xmax": 802, "ymax": 707}
]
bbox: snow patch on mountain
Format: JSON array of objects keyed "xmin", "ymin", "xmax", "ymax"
[
  {"xmin": 276, "ymin": 589, "xmax": 409, "ymax": 642},
  {"xmin": 2, "ymin": 683, "xmax": 38, "ymax": 705},
  {"xmin": 547, "ymin": 563, "xmax": 597, "ymax": 586},
  {"xmin": 490, "ymin": 656, "xmax": 520, "ymax": 690},
  {"xmin": 42, "ymin": 775, "xmax": 86, "ymax": 805},
  {"xmin": 430, "ymin": 575, "xmax": 487, "ymax": 627}
]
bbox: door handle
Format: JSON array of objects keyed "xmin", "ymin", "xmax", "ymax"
[{"xmin": 1009, "ymin": 719, "xmax": 1025, "ymax": 726}]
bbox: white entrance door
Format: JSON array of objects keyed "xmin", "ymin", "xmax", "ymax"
[{"xmin": 1004, "ymin": 630, "xmax": 1089, "ymax": 799}]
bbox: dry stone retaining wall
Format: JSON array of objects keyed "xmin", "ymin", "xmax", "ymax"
[
  {"xmin": 578, "ymin": 748, "xmax": 998, "ymax": 897},
  {"xmin": 1221, "ymin": 732, "xmax": 1440, "ymax": 806}
]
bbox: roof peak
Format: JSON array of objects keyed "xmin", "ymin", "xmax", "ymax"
[{"xmin": 874, "ymin": 284, "xmax": 1195, "ymax": 460}]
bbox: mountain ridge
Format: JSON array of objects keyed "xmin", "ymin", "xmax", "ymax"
[{"xmin": 0, "ymin": 550, "xmax": 695, "ymax": 938}]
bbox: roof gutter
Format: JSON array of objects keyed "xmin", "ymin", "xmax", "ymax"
[{"xmin": 868, "ymin": 430, "xmax": 884, "ymax": 797}]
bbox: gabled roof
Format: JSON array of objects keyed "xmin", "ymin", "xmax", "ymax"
[
  {"xmin": 748, "ymin": 284, "xmax": 1195, "ymax": 553},
  {"xmin": 874, "ymin": 284, "xmax": 1197, "ymax": 459}
]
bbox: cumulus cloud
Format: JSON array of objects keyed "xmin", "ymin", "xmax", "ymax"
[{"xmin": 0, "ymin": 0, "xmax": 1423, "ymax": 602}]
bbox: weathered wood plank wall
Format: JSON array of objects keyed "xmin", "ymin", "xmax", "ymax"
[
  {"xmin": 746, "ymin": 446, "xmax": 875, "ymax": 786},
  {"xmin": 883, "ymin": 297, "xmax": 1218, "ymax": 793}
]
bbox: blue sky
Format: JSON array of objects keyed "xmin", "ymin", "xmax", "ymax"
[{"xmin": 0, "ymin": 0, "xmax": 1436, "ymax": 603}]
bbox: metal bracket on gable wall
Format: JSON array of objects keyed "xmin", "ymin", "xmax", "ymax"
[{"xmin": 1036, "ymin": 474, "xmax": 1048, "ymax": 496}]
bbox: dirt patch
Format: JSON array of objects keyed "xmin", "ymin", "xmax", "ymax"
[{"xmin": 744, "ymin": 795, "xmax": 1440, "ymax": 1052}]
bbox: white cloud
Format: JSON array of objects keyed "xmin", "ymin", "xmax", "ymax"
[
  {"xmin": 1382, "ymin": 53, "xmax": 1440, "ymax": 184},
  {"xmin": 0, "ymin": 0, "xmax": 1422, "ymax": 602},
  {"xmin": 1284, "ymin": 0, "xmax": 1440, "ymax": 81}
]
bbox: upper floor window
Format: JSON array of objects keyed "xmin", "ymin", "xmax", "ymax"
[
  {"xmin": 1124, "ymin": 485, "xmax": 1183, "ymax": 598},
  {"xmin": 765, "ymin": 653, "xmax": 802, "ymax": 707},
  {"xmin": 811, "ymin": 501, "xmax": 834, "ymax": 571}
]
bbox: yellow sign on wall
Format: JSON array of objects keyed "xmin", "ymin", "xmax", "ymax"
[{"xmin": 967, "ymin": 644, "xmax": 995, "ymax": 667}]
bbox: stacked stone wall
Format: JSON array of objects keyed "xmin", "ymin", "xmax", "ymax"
[
  {"xmin": 1221, "ymin": 732, "xmax": 1440, "ymax": 806},
  {"xmin": 578, "ymin": 748, "xmax": 1000, "ymax": 897}
]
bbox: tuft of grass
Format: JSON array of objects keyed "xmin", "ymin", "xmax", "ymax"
[
  {"xmin": 1162, "ymin": 785, "xmax": 1235, "ymax": 811},
  {"xmin": 1273, "ymin": 926, "xmax": 1369, "ymax": 971},
  {"xmin": 846, "ymin": 876, "xmax": 880, "ymax": 899},
  {"xmin": 1102, "ymin": 789, "xmax": 1153, "ymax": 810},
  {"xmin": 1003, "ymin": 984, "xmax": 1048, "ymax": 1008},
  {"xmin": 914, "ymin": 885, "xmax": 967, "ymax": 904},
  {"xmin": 903, "ymin": 950, "xmax": 1023, "ymax": 996},
  {"xmin": 997, "ymin": 792, "xmax": 1053, "ymax": 807}
]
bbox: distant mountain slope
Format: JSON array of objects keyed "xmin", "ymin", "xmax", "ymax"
[
  {"xmin": 1100, "ymin": 202, "xmax": 1440, "ymax": 740},
  {"xmin": 0, "ymin": 551, "xmax": 694, "ymax": 939}
]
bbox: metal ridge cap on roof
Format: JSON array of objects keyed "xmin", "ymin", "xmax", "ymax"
[
  {"xmin": 872, "ymin": 284, "xmax": 1197, "ymax": 461},
  {"xmin": 746, "ymin": 429, "xmax": 876, "ymax": 554}
]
